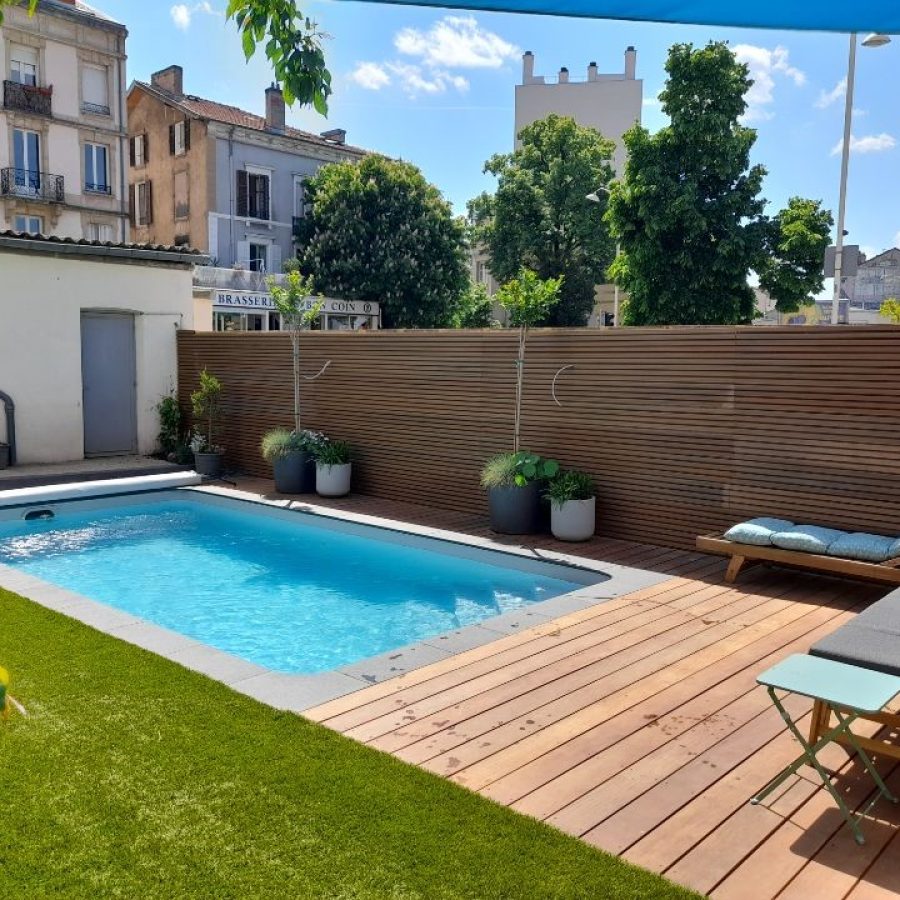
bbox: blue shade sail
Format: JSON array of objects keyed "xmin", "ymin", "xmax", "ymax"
[{"xmin": 333, "ymin": 0, "xmax": 900, "ymax": 33}]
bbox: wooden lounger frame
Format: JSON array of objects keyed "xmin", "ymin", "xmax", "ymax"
[
  {"xmin": 696, "ymin": 534, "xmax": 900, "ymax": 586},
  {"xmin": 809, "ymin": 701, "xmax": 900, "ymax": 763}
]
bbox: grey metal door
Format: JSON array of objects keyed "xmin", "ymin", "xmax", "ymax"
[{"xmin": 81, "ymin": 312, "xmax": 137, "ymax": 456}]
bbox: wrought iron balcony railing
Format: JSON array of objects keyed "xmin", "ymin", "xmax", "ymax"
[
  {"xmin": 0, "ymin": 168, "xmax": 65, "ymax": 203},
  {"xmin": 3, "ymin": 80, "xmax": 52, "ymax": 116},
  {"xmin": 81, "ymin": 101, "xmax": 110, "ymax": 116},
  {"xmin": 85, "ymin": 181, "xmax": 112, "ymax": 195}
]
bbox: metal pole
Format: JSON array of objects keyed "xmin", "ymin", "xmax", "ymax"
[
  {"xmin": 831, "ymin": 33, "xmax": 857, "ymax": 326},
  {"xmin": 613, "ymin": 241, "xmax": 621, "ymax": 327}
]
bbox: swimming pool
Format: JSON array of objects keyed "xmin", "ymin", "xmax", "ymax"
[{"xmin": 0, "ymin": 491, "xmax": 604, "ymax": 675}]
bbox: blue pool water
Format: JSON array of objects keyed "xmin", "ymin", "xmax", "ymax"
[{"xmin": 0, "ymin": 498, "xmax": 585, "ymax": 674}]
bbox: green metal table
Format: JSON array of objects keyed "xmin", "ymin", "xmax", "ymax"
[{"xmin": 753, "ymin": 653, "xmax": 900, "ymax": 845}]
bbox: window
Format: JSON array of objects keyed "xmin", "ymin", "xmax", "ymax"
[
  {"xmin": 87, "ymin": 222, "xmax": 114, "ymax": 242},
  {"xmin": 14, "ymin": 214, "xmax": 42, "ymax": 234},
  {"xmin": 9, "ymin": 46, "xmax": 38, "ymax": 86},
  {"xmin": 475, "ymin": 261, "xmax": 486, "ymax": 283},
  {"xmin": 249, "ymin": 242, "xmax": 267, "ymax": 272},
  {"xmin": 293, "ymin": 176, "xmax": 306, "ymax": 218},
  {"xmin": 170, "ymin": 120, "xmax": 190, "ymax": 156},
  {"xmin": 81, "ymin": 64, "xmax": 109, "ymax": 115},
  {"xmin": 130, "ymin": 134, "xmax": 147, "ymax": 168},
  {"xmin": 84, "ymin": 143, "xmax": 109, "ymax": 193},
  {"xmin": 131, "ymin": 180, "xmax": 152, "ymax": 226},
  {"xmin": 235, "ymin": 169, "xmax": 270, "ymax": 220},
  {"xmin": 174, "ymin": 170, "xmax": 189, "ymax": 219},
  {"xmin": 12, "ymin": 128, "xmax": 41, "ymax": 192}
]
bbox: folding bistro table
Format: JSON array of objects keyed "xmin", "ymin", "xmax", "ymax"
[{"xmin": 753, "ymin": 654, "xmax": 900, "ymax": 844}]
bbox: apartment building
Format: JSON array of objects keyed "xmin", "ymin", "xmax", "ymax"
[
  {"xmin": 126, "ymin": 66, "xmax": 379, "ymax": 331},
  {"xmin": 0, "ymin": 0, "xmax": 128, "ymax": 240}
]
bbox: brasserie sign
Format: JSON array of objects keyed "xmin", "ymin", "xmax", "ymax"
[{"xmin": 212, "ymin": 290, "xmax": 379, "ymax": 316}]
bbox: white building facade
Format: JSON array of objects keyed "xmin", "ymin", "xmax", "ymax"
[{"xmin": 0, "ymin": 0, "xmax": 128, "ymax": 241}]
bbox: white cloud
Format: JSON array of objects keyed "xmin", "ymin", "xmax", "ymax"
[
  {"xmin": 348, "ymin": 62, "xmax": 391, "ymax": 91},
  {"xmin": 732, "ymin": 44, "xmax": 805, "ymax": 123},
  {"xmin": 394, "ymin": 16, "xmax": 518, "ymax": 69},
  {"xmin": 815, "ymin": 77, "xmax": 846, "ymax": 109},
  {"xmin": 386, "ymin": 62, "xmax": 469, "ymax": 97},
  {"xmin": 170, "ymin": 2, "xmax": 218, "ymax": 30},
  {"xmin": 830, "ymin": 133, "xmax": 897, "ymax": 155}
]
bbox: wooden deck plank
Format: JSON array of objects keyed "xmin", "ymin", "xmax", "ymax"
[{"xmin": 228, "ymin": 482, "xmax": 896, "ymax": 900}]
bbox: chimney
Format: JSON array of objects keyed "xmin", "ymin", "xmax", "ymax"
[
  {"xmin": 151, "ymin": 65, "xmax": 184, "ymax": 99},
  {"xmin": 625, "ymin": 46, "xmax": 637, "ymax": 79},
  {"xmin": 522, "ymin": 50, "xmax": 534, "ymax": 84},
  {"xmin": 320, "ymin": 128, "xmax": 346, "ymax": 145},
  {"xmin": 587, "ymin": 61, "xmax": 598, "ymax": 82},
  {"xmin": 559, "ymin": 66, "xmax": 569, "ymax": 84},
  {"xmin": 265, "ymin": 83, "xmax": 286, "ymax": 132}
]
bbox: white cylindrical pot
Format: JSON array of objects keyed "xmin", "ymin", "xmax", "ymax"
[
  {"xmin": 550, "ymin": 497, "xmax": 596, "ymax": 542},
  {"xmin": 316, "ymin": 462, "xmax": 351, "ymax": 497}
]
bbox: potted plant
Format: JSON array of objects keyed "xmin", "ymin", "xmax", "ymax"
[
  {"xmin": 190, "ymin": 368, "xmax": 224, "ymax": 476},
  {"xmin": 481, "ymin": 451, "xmax": 559, "ymax": 535},
  {"xmin": 315, "ymin": 439, "xmax": 352, "ymax": 497},
  {"xmin": 261, "ymin": 427, "xmax": 326, "ymax": 494},
  {"xmin": 546, "ymin": 469, "xmax": 597, "ymax": 542},
  {"xmin": 261, "ymin": 266, "xmax": 325, "ymax": 491}
]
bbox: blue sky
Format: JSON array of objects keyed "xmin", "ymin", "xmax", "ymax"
[{"xmin": 104, "ymin": 0, "xmax": 899, "ymax": 257}]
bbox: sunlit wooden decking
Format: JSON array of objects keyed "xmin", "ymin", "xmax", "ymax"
[{"xmin": 275, "ymin": 485, "xmax": 900, "ymax": 899}]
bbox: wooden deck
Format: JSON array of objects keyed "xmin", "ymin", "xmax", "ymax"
[{"xmin": 235, "ymin": 481, "xmax": 900, "ymax": 898}]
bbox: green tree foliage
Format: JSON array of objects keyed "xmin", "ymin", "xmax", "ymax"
[
  {"xmin": 879, "ymin": 298, "xmax": 900, "ymax": 323},
  {"xmin": 298, "ymin": 156, "xmax": 469, "ymax": 329},
  {"xmin": 758, "ymin": 198, "xmax": 833, "ymax": 313},
  {"xmin": 471, "ymin": 115, "xmax": 616, "ymax": 327},
  {"xmin": 452, "ymin": 282, "xmax": 495, "ymax": 328},
  {"xmin": 1, "ymin": 0, "xmax": 332, "ymax": 114},
  {"xmin": 606, "ymin": 42, "xmax": 767, "ymax": 325}
]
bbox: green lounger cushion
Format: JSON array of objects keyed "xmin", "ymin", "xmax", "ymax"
[
  {"xmin": 724, "ymin": 517, "xmax": 795, "ymax": 546},
  {"xmin": 827, "ymin": 532, "xmax": 897, "ymax": 563},
  {"xmin": 771, "ymin": 525, "xmax": 847, "ymax": 555}
]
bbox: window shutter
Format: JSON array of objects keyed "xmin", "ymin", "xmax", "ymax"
[
  {"xmin": 142, "ymin": 133, "xmax": 149, "ymax": 161},
  {"xmin": 235, "ymin": 170, "xmax": 248, "ymax": 217},
  {"xmin": 236, "ymin": 240, "xmax": 250, "ymax": 269},
  {"xmin": 146, "ymin": 180, "xmax": 153, "ymax": 225},
  {"xmin": 184, "ymin": 120, "xmax": 191, "ymax": 151},
  {"xmin": 129, "ymin": 137, "xmax": 135, "ymax": 167},
  {"xmin": 260, "ymin": 176, "xmax": 270, "ymax": 221},
  {"xmin": 128, "ymin": 183, "xmax": 135, "ymax": 225},
  {"xmin": 169, "ymin": 124, "xmax": 176, "ymax": 155},
  {"xmin": 269, "ymin": 244, "xmax": 282, "ymax": 275}
]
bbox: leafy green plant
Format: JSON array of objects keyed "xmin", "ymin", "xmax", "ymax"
[
  {"xmin": 481, "ymin": 452, "xmax": 559, "ymax": 489},
  {"xmin": 546, "ymin": 470, "xmax": 596, "ymax": 506},
  {"xmin": 190, "ymin": 369, "xmax": 223, "ymax": 453},
  {"xmin": 316, "ymin": 439, "xmax": 351, "ymax": 466},
  {"xmin": 879, "ymin": 298, "xmax": 900, "ymax": 323},
  {"xmin": 156, "ymin": 394, "xmax": 182, "ymax": 456},
  {"xmin": 495, "ymin": 270, "xmax": 563, "ymax": 453},
  {"xmin": 261, "ymin": 427, "xmax": 327, "ymax": 461},
  {"xmin": 452, "ymin": 282, "xmax": 495, "ymax": 329},
  {"xmin": 267, "ymin": 269, "xmax": 323, "ymax": 434}
]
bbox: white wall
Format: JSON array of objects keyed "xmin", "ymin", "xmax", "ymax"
[{"xmin": 0, "ymin": 248, "xmax": 197, "ymax": 463}]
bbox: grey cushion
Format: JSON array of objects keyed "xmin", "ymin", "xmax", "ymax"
[
  {"xmin": 724, "ymin": 517, "xmax": 796, "ymax": 546},
  {"xmin": 827, "ymin": 532, "xmax": 896, "ymax": 563},
  {"xmin": 853, "ymin": 588, "xmax": 900, "ymax": 635},
  {"xmin": 810, "ymin": 622, "xmax": 900, "ymax": 677},
  {"xmin": 771, "ymin": 525, "xmax": 847, "ymax": 555}
]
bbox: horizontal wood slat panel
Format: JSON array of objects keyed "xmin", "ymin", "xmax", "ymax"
[{"xmin": 177, "ymin": 326, "xmax": 900, "ymax": 550}]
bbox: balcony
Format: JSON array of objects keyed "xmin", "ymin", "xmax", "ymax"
[
  {"xmin": 193, "ymin": 266, "xmax": 287, "ymax": 294},
  {"xmin": 3, "ymin": 80, "xmax": 52, "ymax": 117},
  {"xmin": 0, "ymin": 168, "xmax": 65, "ymax": 203},
  {"xmin": 81, "ymin": 101, "xmax": 110, "ymax": 117},
  {"xmin": 85, "ymin": 182, "xmax": 112, "ymax": 196}
]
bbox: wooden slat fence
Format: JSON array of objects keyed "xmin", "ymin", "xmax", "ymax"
[{"xmin": 177, "ymin": 326, "xmax": 900, "ymax": 549}]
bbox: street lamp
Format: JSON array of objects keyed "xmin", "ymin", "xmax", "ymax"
[
  {"xmin": 830, "ymin": 32, "xmax": 891, "ymax": 325},
  {"xmin": 586, "ymin": 186, "xmax": 621, "ymax": 327}
]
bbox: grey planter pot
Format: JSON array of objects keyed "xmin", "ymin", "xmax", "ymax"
[
  {"xmin": 550, "ymin": 497, "xmax": 596, "ymax": 542},
  {"xmin": 193, "ymin": 451, "xmax": 224, "ymax": 477},
  {"xmin": 316, "ymin": 462, "xmax": 351, "ymax": 497},
  {"xmin": 0, "ymin": 443, "xmax": 8, "ymax": 470},
  {"xmin": 272, "ymin": 451, "xmax": 316, "ymax": 494},
  {"xmin": 487, "ymin": 482, "xmax": 541, "ymax": 535}
]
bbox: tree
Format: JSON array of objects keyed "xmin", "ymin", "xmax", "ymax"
[
  {"xmin": 451, "ymin": 282, "xmax": 495, "ymax": 329},
  {"xmin": 758, "ymin": 198, "xmax": 833, "ymax": 313},
  {"xmin": 470, "ymin": 115, "xmax": 616, "ymax": 327},
  {"xmin": 495, "ymin": 269, "xmax": 562, "ymax": 452},
  {"xmin": 267, "ymin": 268, "xmax": 322, "ymax": 432},
  {"xmin": 879, "ymin": 298, "xmax": 900, "ymax": 323},
  {"xmin": 1, "ymin": 0, "xmax": 332, "ymax": 113},
  {"xmin": 298, "ymin": 155, "xmax": 469, "ymax": 329}
]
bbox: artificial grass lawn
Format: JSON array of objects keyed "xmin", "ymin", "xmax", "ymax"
[{"xmin": 0, "ymin": 589, "xmax": 698, "ymax": 899}]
